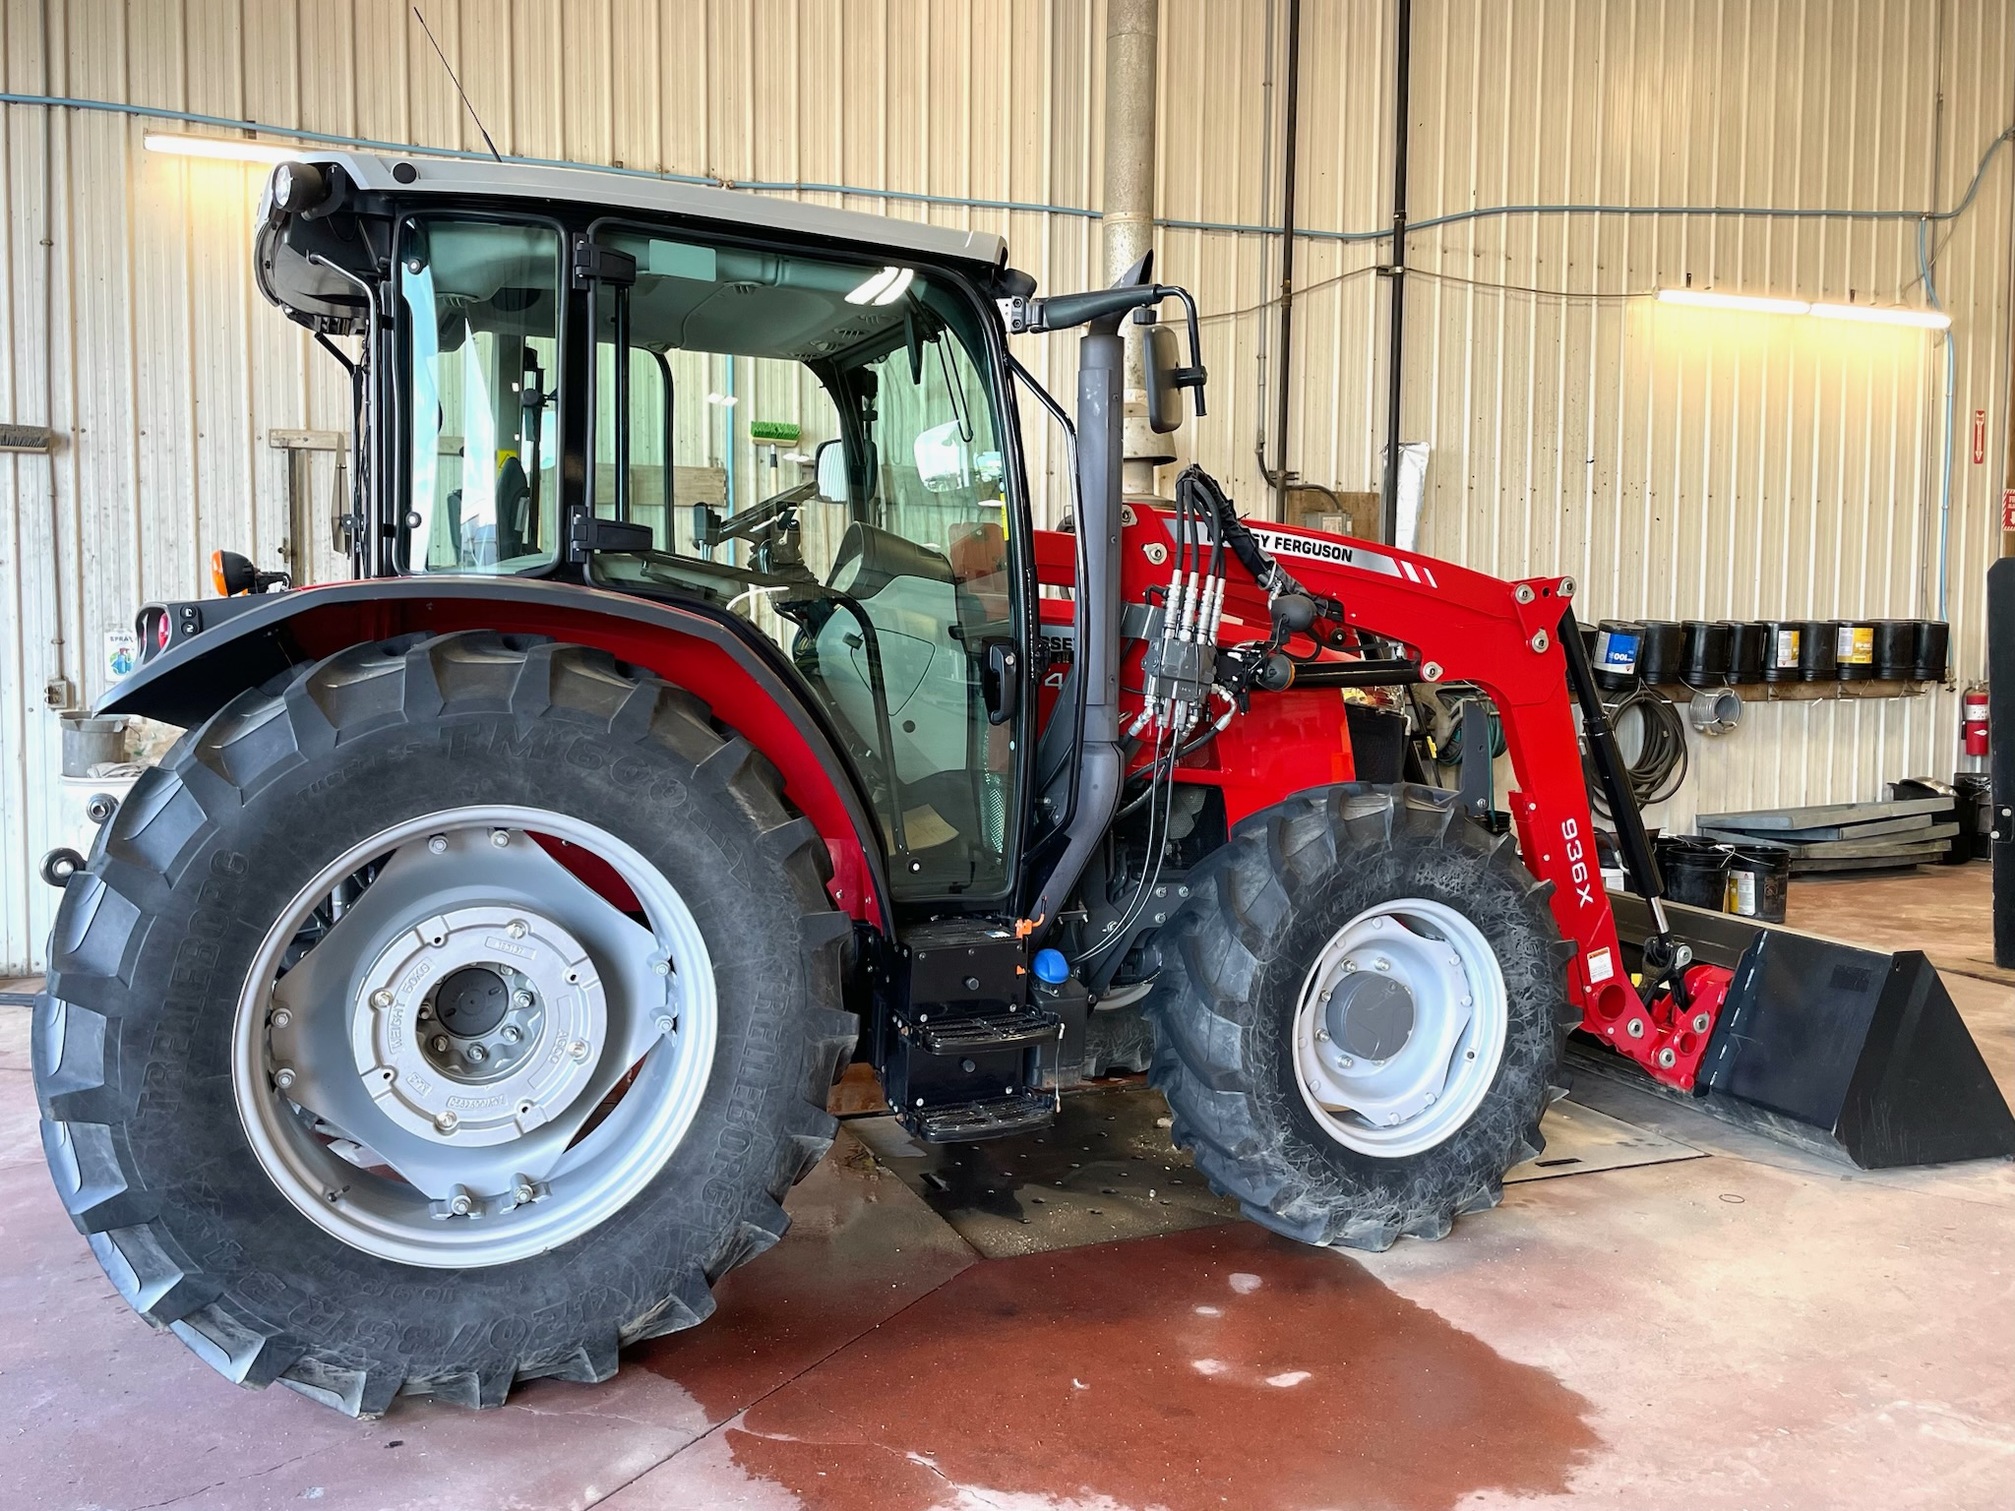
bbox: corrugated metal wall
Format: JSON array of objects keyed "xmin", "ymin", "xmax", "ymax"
[{"xmin": 2, "ymin": 0, "xmax": 2012, "ymax": 970}]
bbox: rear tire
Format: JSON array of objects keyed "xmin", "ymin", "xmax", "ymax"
[
  {"xmin": 35, "ymin": 632, "xmax": 856, "ymax": 1414},
  {"xmin": 1144, "ymin": 783, "xmax": 1574, "ymax": 1250}
]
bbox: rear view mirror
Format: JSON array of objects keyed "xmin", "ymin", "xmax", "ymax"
[
  {"xmin": 1143, "ymin": 322, "xmax": 1185, "ymax": 434},
  {"xmin": 815, "ymin": 439, "xmax": 849, "ymax": 503}
]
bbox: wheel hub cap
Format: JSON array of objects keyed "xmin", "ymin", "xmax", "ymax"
[
  {"xmin": 344, "ymin": 904, "xmax": 607, "ymax": 1145},
  {"xmin": 433, "ymin": 964, "xmax": 512, "ymax": 1038},
  {"xmin": 1324, "ymin": 973, "xmax": 1416, "ymax": 1062}
]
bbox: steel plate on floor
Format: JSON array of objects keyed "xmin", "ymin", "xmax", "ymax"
[{"xmin": 847, "ymin": 1083, "xmax": 1703, "ymax": 1259}]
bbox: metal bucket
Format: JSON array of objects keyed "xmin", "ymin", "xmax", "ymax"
[{"xmin": 59, "ymin": 716, "xmax": 127, "ymax": 778}]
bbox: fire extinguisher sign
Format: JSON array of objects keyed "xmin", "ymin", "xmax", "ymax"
[{"xmin": 1972, "ymin": 409, "xmax": 1987, "ymax": 465}]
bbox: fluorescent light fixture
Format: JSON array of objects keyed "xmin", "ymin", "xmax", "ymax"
[
  {"xmin": 1655, "ymin": 288, "xmax": 1810, "ymax": 317},
  {"xmin": 1657, "ymin": 287, "xmax": 1951, "ymax": 332},
  {"xmin": 1809, "ymin": 301, "xmax": 1951, "ymax": 330},
  {"xmin": 143, "ymin": 132, "xmax": 302, "ymax": 165},
  {"xmin": 845, "ymin": 266, "xmax": 915, "ymax": 306}
]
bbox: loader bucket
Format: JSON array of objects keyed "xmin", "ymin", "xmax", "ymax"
[{"xmin": 1606, "ymin": 894, "xmax": 2015, "ymax": 1169}]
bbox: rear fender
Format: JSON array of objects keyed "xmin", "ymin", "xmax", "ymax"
[{"xmin": 101, "ymin": 578, "xmax": 891, "ymax": 929}]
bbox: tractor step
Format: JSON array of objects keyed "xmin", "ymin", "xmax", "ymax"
[
  {"xmin": 909, "ymin": 1090, "xmax": 1056, "ymax": 1143},
  {"xmin": 912, "ymin": 1006, "xmax": 1062, "ymax": 1055}
]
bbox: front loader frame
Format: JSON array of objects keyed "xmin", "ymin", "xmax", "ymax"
[{"xmin": 1069, "ymin": 511, "xmax": 1726, "ymax": 1094}]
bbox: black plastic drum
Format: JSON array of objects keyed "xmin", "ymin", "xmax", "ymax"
[
  {"xmin": 1798, "ymin": 620, "xmax": 1840, "ymax": 681},
  {"xmin": 1681, "ymin": 620, "xmax": 1734, "ymax": 684},
  {"xmin": 1913, "ymin": 620, "xmax": 1950, "ymax": 682},
  {"xmin": 1593, "ymin": 620, "xmax": 1645, "ymax": 692},
  {"xmin": 1637, "ymin": 621, "xmax": 1686, "ymax": 685},
  {"xmin": 1761, "ymin": 621, "xmax": 1804, "ymax": 684},
  {"xmin": 1835, "ymin": 620, "xmax": 1877, "ymax": 681},
  {"xmin": 1724, "ymin": 621, "xmax": 1767, "ymax": 685},
  {"xmin": 1872, "ymin": 621, "xmax": 1916, "ymax": 680}
]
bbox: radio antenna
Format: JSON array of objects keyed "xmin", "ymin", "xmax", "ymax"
[{"xmin": 412, "ymin": 6, "xmax": 502, "ymax": 163}]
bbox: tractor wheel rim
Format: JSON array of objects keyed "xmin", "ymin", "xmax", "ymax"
[
  {"xmin": 232, "ymin": 805, "xmax": 718, "ymax": 1267},
  {"xmin": 1290, "ymin": 897, "xmax": 1509, "ymax": 1158}
]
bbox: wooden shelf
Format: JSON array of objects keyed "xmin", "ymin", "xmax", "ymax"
[{"xmin": 1647, "ymin": 678, "xmax": 1945, "ymax": 704}]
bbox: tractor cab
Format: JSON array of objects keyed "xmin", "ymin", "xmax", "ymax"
[{"xmin": 257, "ymin": 155, "xmax": 1040, "ymax": 906}]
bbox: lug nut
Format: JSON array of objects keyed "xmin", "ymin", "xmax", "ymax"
[
  {"xmin": 1314, "ymin": 1027, "xmax": 1330, "ymax": 1042},
  {"xmin": 491, "ymin": 829, "xmax": 510, "ymax": 848},
  {"xmin": 501, "ymin": 1025, "xmax": 522, "ymax": 1044},
  {"xmin": 270, "ymin": 1008, "xmax": 292, "ymax": 1029},
  {"xmin": 468, "ymin": 1044, "xmax": 488, "ymax": 1063},
  {"xmin": 273, "ymin": 1067, "xmax": 296, "ymax": 1090},
  {"xmin": 651, "ymin": 959, "xmax": 671, "ymax": 977},
  {"xmin": 568, "ymin": 1039, "xmax": 590, "ymax": 1061},
  {"xmin": 434, "ymin": 1110, "xmax": 459, "ymax": 1133},
  {"xmin": 655, "ymin": 1015, "xmax": 676, "ymax": 1036},
  {"xmin": 432, "ymin": 1035, "xmax": 450, "ymax": 1053},
  {"xmin": 512, "ymin": 989, "xmax": 534, "ymax": 1008},
  {"xmin": 507, "ymin": 919, "xmax": 528, "ymax": 940},
  {"xmin": 371, "ymin": 989, "xmax": 393, "ymax": 1010},
  {"xmin": 1374, "ymin": 958, "xmax": 1391, "ymax": 972},
  {"xmin": 514, "ymin": 1183, "xmax": 536, "ymax": 1205},
  {"xmin": 449, "ymin": 1192, "xmax": 474, "ymax": 1216},
  {"xmin": 427, "ymin": 834, "xmax": 448, "ymax": 855}
]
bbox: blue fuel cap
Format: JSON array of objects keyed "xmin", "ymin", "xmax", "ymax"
[{"xmin": 1032, "ymin": 947, "xmax": 1070, "ymax": 985}]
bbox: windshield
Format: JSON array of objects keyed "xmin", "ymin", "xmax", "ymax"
[{"xmin": 584, "ymin": 233, "xmax": 1017, "ymax": 900}]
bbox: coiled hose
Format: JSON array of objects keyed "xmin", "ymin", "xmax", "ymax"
[{"xmin": 1590, "ymin": 684, "xmax": 1689, "ymax": 816}]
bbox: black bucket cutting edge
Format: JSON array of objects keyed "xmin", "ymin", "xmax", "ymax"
[{"xmin": 1604, "ymin": 893, "xmax": 2015, "ymax": 1169}]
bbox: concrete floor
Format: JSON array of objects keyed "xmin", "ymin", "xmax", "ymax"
[{"xmin": 4, "ymin": 865, "xmax": 2013, "ymax": 1510}]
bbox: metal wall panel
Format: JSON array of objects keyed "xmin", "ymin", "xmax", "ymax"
[{"xmin": 0, "ymin": 1, "xmax": 2011, "ymax": 969}]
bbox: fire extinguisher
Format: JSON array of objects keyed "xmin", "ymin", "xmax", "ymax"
[{"xmin": 1963, "ymin": 683, "xmax": 1991, "ymax": 757}]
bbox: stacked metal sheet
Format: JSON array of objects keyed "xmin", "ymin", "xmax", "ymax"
[{"xmin": 1696, "ymin": 796, "xmax": 1960, "ymax": 873}]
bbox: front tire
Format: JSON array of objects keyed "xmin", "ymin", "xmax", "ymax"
[
  {"xmin": 35, "ymin": 632, "xmax": 856, "ymax": 1414},
  {"xmin": 1145, "ymin": 783, "xmax": 1574, "ymax": 1250}
]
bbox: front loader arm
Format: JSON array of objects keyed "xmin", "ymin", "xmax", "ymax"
[{"xmin": 1233, "ymin": 523, "xmax": 1723, "ymax": 1090}]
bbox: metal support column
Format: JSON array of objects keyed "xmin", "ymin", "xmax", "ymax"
[{"xmin": 1102, "ymin": 0, "xmax": 1166, "ymax": 497}]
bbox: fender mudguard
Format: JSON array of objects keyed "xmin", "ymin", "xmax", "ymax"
[{"xmin": 102, "ymin": 577, "xmax": 892, "ymax": 928}]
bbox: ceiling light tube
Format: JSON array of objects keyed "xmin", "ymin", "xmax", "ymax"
[
  {"xmin": 1808, "ymin": 301, "xmax": 1952, "ymax": 330},
  {"xmin": 143, "ymin": 132, "xmax": 302, "ymax": 165},
  {"xmin": 1655, "ymin": 288, "xmax": 1811, "ymax": 317}
]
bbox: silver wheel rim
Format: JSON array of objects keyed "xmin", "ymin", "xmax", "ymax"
[
  {"xmin": 1290, "ymin": 897, "xmax": 1508, "ymax": 1158},
  {"xmin": 232, "ymin": 806, "xmax": 718, "ymax": 1267}
]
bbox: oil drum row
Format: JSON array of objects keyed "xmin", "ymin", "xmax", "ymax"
[{"xmin": 1587, "ymin": 618, "xmax": 1948, "ymax": 692}]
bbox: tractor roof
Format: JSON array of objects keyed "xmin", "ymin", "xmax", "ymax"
[{"xmin": 293, "ymin": 153, "xmax": 1007, "ymax": 266}]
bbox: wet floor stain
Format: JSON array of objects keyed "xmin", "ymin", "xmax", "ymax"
[
  {"xmin": 653, "ymin": 1216, "xmax": 1598, "ymax": 1511},
  {"xmin": 849, "ymin": 1083, "xmax": 1242, "ymax": 1258},
  {"xmin": 633, "ymin": 1138, "xmax": 977, "ymax": 1418}
]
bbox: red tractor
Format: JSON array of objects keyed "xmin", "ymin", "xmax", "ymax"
[{"xmin": 34, "ymin": 154, "xmax": 2012, "ymax": 1416}]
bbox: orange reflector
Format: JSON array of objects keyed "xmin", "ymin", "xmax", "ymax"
[{"xmin": 210, "ymin": 549, "xmax": 230, "ymax": 596}]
